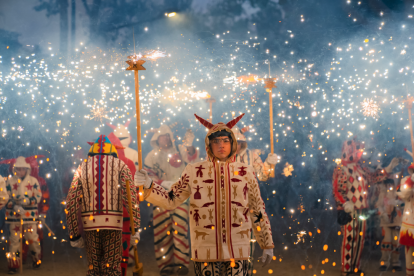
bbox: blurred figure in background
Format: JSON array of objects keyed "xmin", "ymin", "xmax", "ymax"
[
  {"xmin": 144, "ymin": 124, "xmax": 200, "ymax": 276},
  {"xmin": 3, "ymin": 156, "xmax": 43, "ymax": 273},
  {"xmin": 333, "ymin": 137, "xmax": 400, "ymax": 276}
]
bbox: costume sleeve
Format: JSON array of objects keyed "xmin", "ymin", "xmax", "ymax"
[
  {"xmin": 0, "ymin": 177, "xmax": 9, "ymax": 210},
  {"xmin": 363, "ymin": 166, "xmax": 388, "ymax": 185},
  {"xmin": 29, "ymin": 178, "xmax": 42, "ymax": 206},
  {"xmin": 332, "ymin": 166, "xmax": 348, "ymax": 209},
  {"xmin": 178, "ymin": 144, "xmax": 199, "ymax": 164},
  {"xmin": 248, "ymin": 170, "xmax": 274, "ymax": 249},
  {"xmin": 251, "ymin": 149, "xmax": 271, "ymax": 182},
  {"xmin": 66, "ymin": 169, "xmax": 82, "ymax": 241},
  {"xmin": 144, "ymin": 164, "xmax": 192, "ymax": 210},
  {"xmin": 5, "ymin": 179, "xmax": 15, "ymax": 209},
  {"xmin": 397, "ymin": 176, "xmax": 413, "ymax": 200},
  {"xmin": 120, "ymin": 165, "xmax": 140, "ymax": 230}
]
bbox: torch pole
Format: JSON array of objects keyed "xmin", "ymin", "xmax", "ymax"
[
  {"xmin": 126, "ymin": 55, "xmax": 146, "ymax": 276},
  {"xmin": 408, "ymin": 101, "xmax": 414, "ymax": 162},
  {"xmin": 269, "ymin": 89, "xmax": 275, "ymax": 178},
  {"xmin": 20, "ymin": 219, "xmax": 23, "ymax": 274},
  {"xmin": 126, "ymin": 180, "xmax": 143, "ymax": 276},
  {"xmin": 264, "ymin": 66, "xmax": 276, "ymax": 178},
  {"xmin": 134, "ymin": 70, "xmax": 144, "ymax": 201},
  {"xmin": 209, "ymin": 101, "xmax": 213, "ymax": 123}
]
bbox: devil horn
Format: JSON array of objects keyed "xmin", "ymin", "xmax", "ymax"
[
  {"xmin": 124, "ymin": 117, "xmax": 133, "ymax": 128},
  {"xmin": 106, "ymin": 122, "xmax": 117, "ymax": 130},
  {"xmin": 226, "ymin": 113, "xmax": 245, "ymax": 129},
  {"xmin": 114, "ymin": 145, "xmax": 126, "ymax": 150},
  {"xmin": 241, "ymin": 125, "xmax": 250, "ymax": 134},
  {"xmin": 0, "ymin": 158, "xmax": 17, "ymax": 165},
  {"xmin": 194, "ymin": 114, "xmax": 214, "ymax": 129}
]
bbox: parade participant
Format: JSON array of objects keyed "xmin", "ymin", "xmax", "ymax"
[
  {"xmin": 333, "ymin": 137, "xmax": 400, "ymax": 276},
  {"xmin": 144, "ymin": 124, "xmax": 199, "ymax": 275},
  {"xmin": 233, "ymin": 126, "xmax": 278, "ymax": 182},
  {"xmin": 376, "ymin": 170, "xmax": 403, "ymax": 271},
  {"xmin": 397, "ymin": 150, "xmax": 414, "ymax": 275},
  {"xmin": 136, "ymin": 114, "xmax": 274, "ymax": 276},
  {"xmin": 65, "ymin": 134, "xmax": 140, "ymax": 276},
  {"xmin": 0, "ymin": 175, "xmax": 8, "ymax": 210},
  {"xmin": 233, "ymin": 126, "xmax": 277, "ymax": 275},
  {"xmin": 4, "ymin": 156, "xmax": 42, "ymax": 273},
  {"xmin": 0, "ymin": 155, "xmax": 50, "ymax": 264}
]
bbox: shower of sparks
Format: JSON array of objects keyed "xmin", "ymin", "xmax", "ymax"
[
  {"xmin": 295, "ymin": 231, "xmax": 307, "ymax": 244},
  {"xmin": 361, "ymin": 98, "xmax": 379, "ymax": 118},
  {"xmin": 282, "ymin": 162, "xmax": 294, "ymax": 177},
  {"xmin": 89, "ymin": 100, "xmax": 108, "ymax": 122}
]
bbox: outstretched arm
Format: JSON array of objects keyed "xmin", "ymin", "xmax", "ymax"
[
  {"xmin": 332, "ymin": 166, "xmax": 348, "ymax": 209},
  {"xmin": 141, "ymin": 165, "xmax": 192, "ymax": 210}
]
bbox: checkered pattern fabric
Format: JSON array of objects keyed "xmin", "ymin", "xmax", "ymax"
[{"xmin": 85, "ymin": 230, "xmax": 122, "ymax": 276}]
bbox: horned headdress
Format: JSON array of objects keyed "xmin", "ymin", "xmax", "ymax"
[{"xmin": 194, "ymin": 113, "xmax": 245, "ymax": 162}]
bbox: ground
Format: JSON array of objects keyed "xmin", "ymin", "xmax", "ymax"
[{"xmin": 0, "ymin": 209, "xmax": 407, "ymax": 275}]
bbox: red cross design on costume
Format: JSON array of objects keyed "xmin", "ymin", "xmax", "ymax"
[
  {"xmin": 13, "ymin": 183, "xmax": 18, "ymax": 190},
  {"xmin": 26, "ymin": 183, "xmax": 33, "ymax": 191},
  {"xmin": 195, "ymin": 165, "xmax": 205, "ymax": 177},
  {"xmin": 13, "ymin": 225, "xmax": 20, "ymax": 233},
  {"xmin": 238, "ymin": 166, "xmax": 247, "ymax": 176}
]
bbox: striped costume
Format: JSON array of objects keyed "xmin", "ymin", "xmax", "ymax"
[
  {"xmin": 66, "ymin": 135, "xmax": 140, "ymax": 276},
  {"xmin": 145, "ymin": 125, "xmax": 199, "ymax": 274}
]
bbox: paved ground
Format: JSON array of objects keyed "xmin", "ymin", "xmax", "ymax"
[{"xmin": 0, "ymin": 208, "xmax": 407, "ymax": 275}]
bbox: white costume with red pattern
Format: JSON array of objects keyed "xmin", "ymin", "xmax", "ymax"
[{"xmin": 333, "ymin": 139, "xmax": 389, "ymax": 274}]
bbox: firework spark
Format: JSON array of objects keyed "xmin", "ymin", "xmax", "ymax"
[
  {"xmin": 361, "ymin": 98, "xmax": 379, "ymax": 118},
  {"xmin": 90, "ymin": 100, "xmax": 108, "ymax": 122}
]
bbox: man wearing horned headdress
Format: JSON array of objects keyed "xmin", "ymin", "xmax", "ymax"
[
  {"xmin": 143, "ymin": 123, "xmax": 199, "ymax": 276},
  {"xmin": 136, "ymin": 114, "xmax": 274, "ymax": 276}
]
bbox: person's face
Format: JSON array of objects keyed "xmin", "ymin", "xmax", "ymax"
[
  {"xmin": 210, "ymin": 136, "xmax": 232, "ymax": 161},
  {"xmin": 158, "ymin": 134, "xmax": 172, "ymax": 150},
  {"xmin": 15, "ymin": 167, "xmax": 28, "ymax": 179}
]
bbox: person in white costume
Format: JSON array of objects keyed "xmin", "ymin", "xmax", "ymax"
[
  {"xmin": 5, "ymin": 157, "xmax": 42, "ymax": 273},
  {"xmin": 145, "ymin": 124, "xmax": 200, "ymax": 276}
]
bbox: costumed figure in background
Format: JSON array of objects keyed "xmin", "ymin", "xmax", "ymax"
[
  {"xmin": 332, "ymin": 137, "xmax": 400, "ymax": 276},
  {"xmin": 136, "ymin": 114, "xmax": 274, "ymax": 276},
  {"xmin": 144, "ymin": 124, "xmax": 199, "ymax": 275},
  {"xmin": 106, "ymin": 119, "xmax": 139, "ymax": 275},
  {"xmin": 397, "ymin": 149, "xmax": 414, "ymax": 276},
  {"xmin": 233, "ymin": 126, "xmax": 278, "ymax": 275},
  {"xmin": 3, "ymin": 156, "xmax": 43, "ymax": 273},
  {"xmin": 233, "ymin": 126, "xmax": 278, "ymax": 182},
  {"xmin": 376, "ymin": 166, "xmax": 403, "ymax": 271},
  {"xmin": 0, "ymin": 175, "xmax": 9, "ymax": 209},
  {"xmin": 65, "ymin": 134, "xmax": 140, "ymax": 276},
  {"xmin": 0, "ymin": 155, "xmax": 50, "ymax": 264}
]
